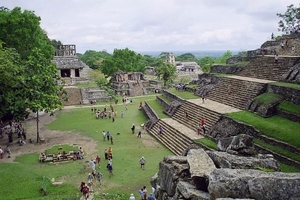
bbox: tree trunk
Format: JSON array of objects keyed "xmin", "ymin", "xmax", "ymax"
[{"xmin": 36, "ymin": 111, "xmax": 39, "ymax": 143}]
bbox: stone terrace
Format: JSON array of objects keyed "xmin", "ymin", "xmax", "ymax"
[
  {"xmin": 206, "ymin": 76, "xmax": 268, "ymax": 110},
  {"xmin": 172, "ymin": 100, "xmax": 235, "ymax": 133},
  {"xmin": 148, "ymin": 119, "xmax": 196, "ymax": 156},
  {"xmin": 237, "ymin": 56, "xmax": 300, "ymax": 81}
]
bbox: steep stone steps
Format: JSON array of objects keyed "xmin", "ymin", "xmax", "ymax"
[
  {"xmin": 206, "ymin": 77, "xmax": 266, "ymax": 110},
  {"xmin": 237, "ymin": 56, "xmax": 299, "ymax": 81},
  {"xmin": 172, "ymin": 101, "xmax": 222, "ymax": 133},
  {"xmin": 148, "ymin": 119, "xmax": 195, "ymax": 156}
]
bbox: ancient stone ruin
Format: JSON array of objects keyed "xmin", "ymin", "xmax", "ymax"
[
  {"xmin": 53, "ymin": 44, "xmax": 91, "ymax": 86},
  {"xmin": 151, "ymin": 149, "xmax": 300, "ymax": 200},
  {"xmin": 111, "ymin": 70, "xmax": 161, "ymax": 96}
]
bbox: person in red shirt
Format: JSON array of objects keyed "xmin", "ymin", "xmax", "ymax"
[
  {"xmin": 96, "ymin": 155, "xmax": 101, "ymax": 166},
  {"xmin": 200, "ymin": 118, "xmax": 205, "ymax": 126}
]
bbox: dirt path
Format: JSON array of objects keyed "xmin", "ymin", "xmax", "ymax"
[{"xmin": 0, "ymin": 111, "xmax": 98, "ymax": 163}]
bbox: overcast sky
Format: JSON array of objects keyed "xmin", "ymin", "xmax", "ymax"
[{"xmin": 4, "ymin": 0, "xmax": 300, "ymax": 54}]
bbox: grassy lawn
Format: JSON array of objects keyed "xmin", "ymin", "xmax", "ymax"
[
  {"xmin": 194, "ymin": 137, "xmax": 218, "ymax": 150},
  {"xmin": 278, "ymin": 100, "xmax": 300, "ymax": 116},
  {"xmin": 146, "ymin": 100, "xmax": 169, "ymax": 119},
  {"xmin": 254, "ymin": 93, "xmax": 283, "ymax": 105},
  {"xmin": 168, "ymin": 88, "xmax": 199, "ymax": 99},
  {"xmin": 157, "ymin": 95, "xmax": 171, "ymax": 104},
  {"xmin": 254, "ymin": 139, "xmax": 300, "ymax": 162},
  {"xmin": 280, "ymin": 163, "xmax": 300, "ymax": 173},
  {"xmin": 226, "ymin": 111, "xmax": 300, "ymax": 149},
  {"xmin": 0, "ymin": 99, "xmax": 173, "ymax": 200}
]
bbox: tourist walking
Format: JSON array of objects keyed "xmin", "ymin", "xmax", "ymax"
[
  {"xmin": 158, "ymin": 126, "xmax": 163, "ymax": 135},
  {"xmin": 106, "ymin": 131, "xmax": 111, "ymax": 141},
  {"xmin": 131, "ymin": 124, "xmax": 135, "ymax": 134},
  {"xmin": 90, "ymin": 159, "xmax": 96, "ymax": 171},
  {"xmin": 104, "ymin": 148, "xmax": 108, "ymax": 160},
  {"xmin": 274, "ymin": 54, "xmax": 279, "ymax": 63},
  {"xmin": 102, "ymin": 131, "xmax": 106, "ymax": 141},
  {"xmin": 96, "ymin": 171, "xmax": 103, "ymax": 184},
  {"xmin": 96, "ymin": 155, "xmax": 101, "ymax": 166},
  {"xmin": 137, "ymin": 130, "xmax": 142, "ymax": 138},
  {"xmin": 129, "ymin": 193, "xmax": 136, "ymax": 200},
  {"xmin": 139, "ymin": 156, "xmax": 146, "ymax": 169},
  {"xmin": 0, "ymin": 147, "xmax": 3, "ymax": 159},
  {"xmin": 107, "ymin": 164, "xmax": 113, "ymax": 177},
  {"xmin": 6, "ymin": 145, "xmax": 11, "ymax": 158},
  {"xmin": 147, "ymin": 193, "xmax": 154, "ymax": 200}
]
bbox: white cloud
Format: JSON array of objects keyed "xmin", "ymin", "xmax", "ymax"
[{"xmin": 3, "ymin": 0, "xmax": 300, "ymax": 53}]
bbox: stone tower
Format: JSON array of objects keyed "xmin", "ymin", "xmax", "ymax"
[{"xmin": 165, "ymin": 52, "xmax": 176, "ymax": 65}]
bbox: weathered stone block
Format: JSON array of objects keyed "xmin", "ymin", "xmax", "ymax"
[
  {"xmin": 208, "ymin": 169, "xmax": 300, "ymax": 200},
  {"xmin": 206, "ymin": 151, "xmax": 280, "ymax": 171}
]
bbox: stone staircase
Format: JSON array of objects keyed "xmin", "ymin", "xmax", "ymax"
[
  {"xmin": 128, "ymin": 81, "xmax": 144, "ymax": 96},
  {"xmin": 237, "ymin": 56, "xmax": 299, "ymax": 81},
  {"xmin": 148, "ymin": 119, "xmax": 195, "ymax": 156},
  {"xmin": 172, "ymin": 100, "xmax": 222, "ymax": 133},
  {"xmin": 206, "ymin": 77, "xmax": 266, "ymax": 110},
  {"xmin": 63, "ymin": 87, "xmax": 82, "ymax": 106}
]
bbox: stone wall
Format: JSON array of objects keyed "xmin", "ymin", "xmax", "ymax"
[
  {"xmin": 248, "ymin": 95, "xmax": 283, "ymax": 117},
  {"xmin": 276, "ymin": 109, "xmax": 300, "ymax": 122},
  {"xmin": 151, "ymin": 149, "xmax": 300, "ymax": 200},
  {"xmin": 63, "ymin": 87, "xmax": 82, "ymax": 106},
  {"xmin": 209, "ymin": 116, "xmax": 261, "ymax": 140},
  {"xmin": 81, "ymin": 87, "xmax": 111, "ymax": 104},
  {"xmin": 162, "ymin": 90, "xmax": 185, "ymax": 103},
  {"xmin": 156, "ymin": 96, "xmax": 170, "ymax": 111},
  {"xmin": 210, "ymin": 65, "xmax": 244, "ymax": 74},
  {"xmin": 267, "ymin": 84, "xmax": 300, "ymax": 105},
  {"xmin": 226, "ymin": 56, "xmax": 249, "ymax": 64}
]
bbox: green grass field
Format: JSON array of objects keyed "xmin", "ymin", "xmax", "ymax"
[
  {"xmin": 226, "ymin": 111, "xmax": 300, "ymax": 149},
  {"xmin": 0, "ymin": 96, "xmax": 173, "ymax": 200}
]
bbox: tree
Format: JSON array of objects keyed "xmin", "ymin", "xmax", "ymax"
[
  {"xmin": 155, "ymin": 61, "xmax": 177, "ymax": 86},
  {"xmin": 277, "ymin": 4, "xmax": 300, "ymax": 34},
  {"xmin": 100, "ymin": 48, "xmax": 146, "ymax": 77},
  {"xmin": 0, "ymin": 44, "xmax": 25, "ymax": 120},
  {"xmin": 159, "ymin": 52, "xmax": 169, "ymax": 59},
  {"xmin": 214, "ymin": 51, "xmax": 232, "ymax": 64},
  {"xmin": 0, "ymin": 7, "xmax": 54, "ymax": 60},
  {"xmin": 197, "ymin": 56, "xmax": 214, "ymax": 73},
  {"xmin": 96, "ymin": 77, "xmax": 117, "ymax": 101},
  {"xmin": 142, "ymin": 54, "xmax": 161, "ymax": 67},
  {"xmin": 176, "ymin": 53, "xmax": 197, "ymax": 62},
  {"xmin": 50, "ymin": 39, "xmax": 63, "ymax": 49},
  {"xmin": 0, "ymin": 7, "xmax": 65, "ymax": 142},
  {"xmin": 79, "ymin": 50, "xmax": 111, "ymax": 69}
]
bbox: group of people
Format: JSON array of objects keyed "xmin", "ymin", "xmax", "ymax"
[
  {"xmin": 80, "ymin": 155, "xmax": 103, "ymax": 199},
  {"xmin": 104, "ymin": 147, "xmax": 114, "ymax": 177},
  {"xmin": 1, "ymin": 120, "xmax": 27, "ymax": 145},
  {"xmin": 0, "ymin": 145, "xmax": 11, "ymax": 158},
  {"xmin": 102, "ymin": 131, "xmax": 114, "ymax": 144}
]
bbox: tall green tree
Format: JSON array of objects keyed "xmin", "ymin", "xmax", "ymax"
[
  {"xmin": 0, "ymin": 7, "xmax": 65, "ymax": 142},
  {"xmin": 50, "ymin": 39, "xmax": 63, "ymax": 49},
  {"xmin": 176, "ymin": 53, "xmax": 197, "ymax": 61},
  {"xmin": 142, "ymin": 54, "xmax": 161, "ymax": 67},
  {"xmin": 0, "ymin": 44, "xmax": 25, "ymax": 120},
  {"xmin": 277, "ymin": 4, "xmax": 300, "ymax": 34},
  {"xmin": 79, "ymin": 50, "xmax": 111, "ymax": 69},
  {"xmin": 155, "ymin": 61, "xmax": 177, "ymax": 86},
  {"xmin": 197, "ymin": 56, "xmax": 214, "ymax": 73},
  {"xmin": 0, "ymin": 7, "xmax": 54, "ymax": 60},
  {"xmin": 100, "ymin": 48, "xmax": 146, "ymax": 77},
  {"xmin": 214, "ymin": 51, "xmax": 232, "ymax": 64}
]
